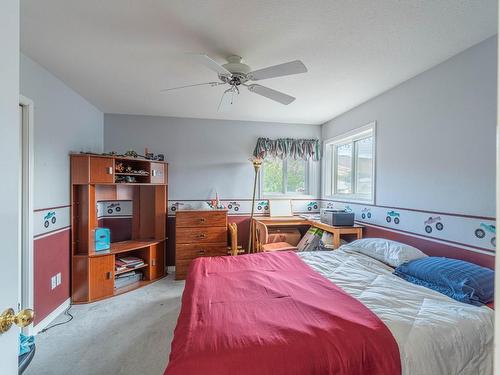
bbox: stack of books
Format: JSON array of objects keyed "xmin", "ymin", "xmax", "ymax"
[
  {"xmin": 114, "ymin": 270, "xmax": 143, "ymax": 289},
  {"xmin": 114, "ymin": 256, "xmax": 145, "ymax": 289},
  {"xmin": 115, "ymin": 256, "xmax": 145, "ymax": 272}
]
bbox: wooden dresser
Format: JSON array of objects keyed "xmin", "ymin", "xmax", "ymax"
[{"xmin": 175, "ymin": 210, "xmax": 228, "ymax": 280}]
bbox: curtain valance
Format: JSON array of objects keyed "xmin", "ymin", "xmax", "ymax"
[{"xmin": 253, "ymin": 137, "xmax": 321, "ymax": 161}]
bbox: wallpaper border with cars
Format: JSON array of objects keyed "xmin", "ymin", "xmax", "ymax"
[
  {"xmin": 33, "ymin": 199, "xmax": 496, "ymax": 256},
  {"xmin": 166, "ymin": 198, "xmax": 495, "ymax": 255},
  {"xmin": 322, "ymin": 200, "xmax": 495, "ymax": 255}
]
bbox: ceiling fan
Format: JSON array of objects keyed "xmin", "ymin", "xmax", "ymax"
[{"xmin": 160, "ymin": 54, "xmax": 308, "ymax": 111}]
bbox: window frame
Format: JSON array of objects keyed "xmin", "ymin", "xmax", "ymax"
[
  {"xmin": 323, "ymin": 122, "xmax": 376, "ymax": 204},
  {"xmin": 260, "ymin": 157, "xmax": 314, "ymax": 198}
]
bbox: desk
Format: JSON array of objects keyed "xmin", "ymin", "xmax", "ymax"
[{"xmin": 251, "ymin": 216, "xmax": 363, "ymax": 252}]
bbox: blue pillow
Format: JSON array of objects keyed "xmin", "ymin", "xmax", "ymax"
[{"xmin": 394, "ymin": 257, "xmax": 494, "ymax": 306}]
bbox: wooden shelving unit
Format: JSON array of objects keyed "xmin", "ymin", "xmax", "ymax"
[{"xmin": 70, "ymin": 154, "xmax": 168, "ymax": 303}]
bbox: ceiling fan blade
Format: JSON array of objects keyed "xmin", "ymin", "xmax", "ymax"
[
  {"xmin": 189, "ymin": 54, "xmax": 232, "ymax": 76},
  {"xmin": 248, "ymin": 60, "xmax": 307, "ymax": 81},
  {"xmin": 160, "ymin": 82, "xmax": 221, "ymax": 92},
  {"xmin": 217, "ymin": 88, "xmax": 236, "ymax": 112},
  {"xmin": 246, "ymin": 84, "xmax": 295, "ymax": 105}
]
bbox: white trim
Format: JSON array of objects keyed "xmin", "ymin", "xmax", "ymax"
[
  {"xmin": 19, "ymin": 96, "xmax": 35, "ymax": 334},
  {"xmin": 322, "ymin": 121, "xmax": 376, "ymax": 204},
  {"xmin": 494, "ymin": 19, "xmax": 499, "ymax": 373},
  {"xmin": 34, "ymin": 226, "xmax": 71, "ymax": 241},
  {"xmin": 323, "ymin": 122, "xmax": 375, "ymax": 145},
  {"xmin": 31, "ymin": 298, "xmax": 71, "ymax": 336}
]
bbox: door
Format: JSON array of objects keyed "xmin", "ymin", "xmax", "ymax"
[
  {"xmin": 150, "ymin": 162, "xmax": 165, "ymax": 184},
  {"xmin": 1, "ymin": 5, "xmax": 22, "ymax": 372},
  {"xmin": 89, "ymin": 256, "xmax": 114, "ymax": 300},
  {"xmin": 150, "ymin": 243, "xmax": 165, "ymax": 280},
  {"xmin": 0, "ymin": 104, "xmax": 21, "ymax": 373},
  {"xmin": 89, "ymin": 157, "xmax": 114, "ymax": 183}
]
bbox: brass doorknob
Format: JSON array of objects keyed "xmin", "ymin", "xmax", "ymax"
[{"xmin": 0, "ymin": 308, "xmax": 35, "ymax": 334}]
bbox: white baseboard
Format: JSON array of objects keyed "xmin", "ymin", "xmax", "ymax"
[{"xmin": 31, "ymin": 298, "xmax": 71, "ymax": 335}]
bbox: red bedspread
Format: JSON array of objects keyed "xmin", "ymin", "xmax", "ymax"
[{"xmin": 165, "ymin": 251, "xmax": 401, "ymax": 375}]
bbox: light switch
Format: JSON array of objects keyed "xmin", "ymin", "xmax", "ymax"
[
  {"xmin": 51, "ymin": 276, "xmax": 57, "ymax": 290},
  {"xmin": 56, "ymin": 272, "xmax": 61, "ymax": 286}
]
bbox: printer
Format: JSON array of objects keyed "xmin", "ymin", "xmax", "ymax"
[{"xmin": 320, "ymin": 209, "xmax": 355, "ymax": 226}]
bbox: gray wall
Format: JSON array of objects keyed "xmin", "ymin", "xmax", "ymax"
[
  {"xmin": 104, "ymin": 115, "xmax": 321, "ymax": 200},
  {"xmin": 322, "ymin": 36, "xmax": 497, "ymax": 217},
  {"xmin": 20, "ymin": 54, "xmax": 104, "ymax": 209}
]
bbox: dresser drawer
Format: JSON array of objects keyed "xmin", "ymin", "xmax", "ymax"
[
  {"xmin": 176, "ymin": 243, "xmax": 228, "ymax": 261},
  {"xmin": 176, "ymin": 211, "xmax": 227, "ymax": 228},
  {"xmin": 176, "ymin": 226, "xmax": 227, "ymax": 244}
]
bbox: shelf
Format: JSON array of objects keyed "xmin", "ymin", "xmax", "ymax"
[
  {"xmin": 113, "ymin": 280, "xmax": 150, "ymax": 296},
  {"xmin": 70, "ymin": 153, "xmax": 167, "ymax": 164},
  {"xmin": 71, "ymin": 153, "xmax": 167, "ymax": 304},
  {"xmin": 115, "ymin": 263, "xmax": 148, "ymax": 276},
  {"xmin": 115, "ymin": 172, "xmax": 149, "ymax": 176},
  {"xmin": 89, "ymin": 239, "xmax": 165, "ymax": 257}
]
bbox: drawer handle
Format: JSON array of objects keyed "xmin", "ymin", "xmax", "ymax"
[
  {"xmin": 198, "ymin": 250, "xmax": 206, "ymax": 255},
  {"xmin": 106, "ymin": 167, "xmax": 113, "ymax": 175},
  {"xmin": 199, "ymin": 218, "xmax": 206, "ymax": 223},
  {"xmin": 106, "ymin": 271, "xmax": 112, "ymax": 280},
  {"xmin": 197, "ymin": 234, "xmax": 207, "ymax": 239}
]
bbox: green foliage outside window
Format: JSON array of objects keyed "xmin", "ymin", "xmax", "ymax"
[{"xmin": 262, "ymin": 158, "xmax": 307, "ymax": 195}]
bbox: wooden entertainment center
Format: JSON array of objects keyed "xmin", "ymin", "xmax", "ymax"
[{"xmin": 70, "ymin": 154, "xmax": 168, "ymax": 303}]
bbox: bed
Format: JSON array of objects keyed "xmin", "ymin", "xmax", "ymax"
[{"xmin": 165, "ymin": 246, "xmax": 493, "ymax": 375}]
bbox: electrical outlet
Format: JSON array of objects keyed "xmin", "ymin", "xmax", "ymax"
[
  {"xmin": 51, "ymin": 276, "xmax": 57, "ymax": 290},
  {"xmin": 56, "ymin": 273, "xmax": 61, "ymax": 286}
]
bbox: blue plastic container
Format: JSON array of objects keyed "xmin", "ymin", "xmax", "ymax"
[{"xmin": 94, "ymin": 228, "xmax": 111, "ymax": 252}]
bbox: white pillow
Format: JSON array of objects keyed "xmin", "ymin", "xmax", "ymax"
[{"xmin": 342, "ymin": 238, "xmax": 427, "ymax": 268}]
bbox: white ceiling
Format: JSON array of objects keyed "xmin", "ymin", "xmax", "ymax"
[{"xmin": 21, "ymin": 0, "xmax": 497, "ymax": 125}]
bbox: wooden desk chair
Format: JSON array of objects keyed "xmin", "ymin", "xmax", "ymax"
[
  {"xmin": 255, "ymin": 221, "xmax": 298, "ymax": 252},
  {"xmin": 228, "ymin": 223, "xmax": 243, "ymax": 256}
]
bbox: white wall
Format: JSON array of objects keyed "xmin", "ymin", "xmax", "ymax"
[
  {"xmin": 322, "ymin": 36, "xmax": 497, "ymax": 217},
  {"xmin": 20, "ymin": 54, "xmax": 104, "ymax": 209},
  {"xmin": 0, "ymin": 0, "xmax": 20, "ymax": 372},
  {"xmin": 104, "ymin": 115, "xmax": 321, "ymax": 200}
]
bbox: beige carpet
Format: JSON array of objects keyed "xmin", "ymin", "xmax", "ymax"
[{"xmin": 25, "ymin": 274, "xmax": 185, "ymax": 375}]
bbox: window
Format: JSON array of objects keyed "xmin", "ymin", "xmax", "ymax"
[
  {"xmin": 262, "ymin": 158, "xmax": 309, "ymax": 196},
  {"xmin": 324, "ymin": 122, "xmax": 375, "ymax": 203}
]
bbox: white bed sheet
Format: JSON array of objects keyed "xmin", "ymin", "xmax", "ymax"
[{"xmin": 297, "ymin": 249, "xmax": 494, "ymax": 375}]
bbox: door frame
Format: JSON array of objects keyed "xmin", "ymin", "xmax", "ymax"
[{"xmin": 19, "ymin": 95, "xmax": 34, "ymax": 335}]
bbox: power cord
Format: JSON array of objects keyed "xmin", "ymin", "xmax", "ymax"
[{"xmin": 39, "ymin": 306, "xmax": 74, "ymax": 334}]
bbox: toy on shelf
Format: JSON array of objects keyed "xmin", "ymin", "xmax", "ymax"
[{"xmin": 208, "ymin": 191, "xmax": 225, "ymax": 210}]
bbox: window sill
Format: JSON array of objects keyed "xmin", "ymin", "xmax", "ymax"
[
  {"xmin": 261, "ymin": 194, "xmax": 317, "ymax": 200},
  {"xmin": 323, "ymin": 195, "xmax": 374, "ymax": 205}
]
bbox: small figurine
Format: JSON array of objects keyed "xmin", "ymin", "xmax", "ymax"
[
  {"xmin": 115, "ymin": 162, "xmax": 125, "ymax": 173},
  {"xmin": 124, "ymin": 176, "xmax": 136, "ymax": 183},
  {"xmin": 124, "ymin": 150, "xmax": 138, "ymax": 158}
]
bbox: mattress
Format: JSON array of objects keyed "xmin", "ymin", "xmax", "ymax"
[{"xmin": 298, "ymin": 249, "xmax": 494, "ymax": 375}]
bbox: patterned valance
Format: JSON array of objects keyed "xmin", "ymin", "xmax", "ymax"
[{"xmin": 253, "ymin": 137, "xmax": 321, "ymax": 161}]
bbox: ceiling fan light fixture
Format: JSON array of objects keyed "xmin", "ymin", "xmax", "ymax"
[
  {"xmin": 221, "ymin": 55, "xmax": 252, "ymax": 75},
  {"xmin": 160, "ymin": 54, "xmax": 307, "ymax": 108}
]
